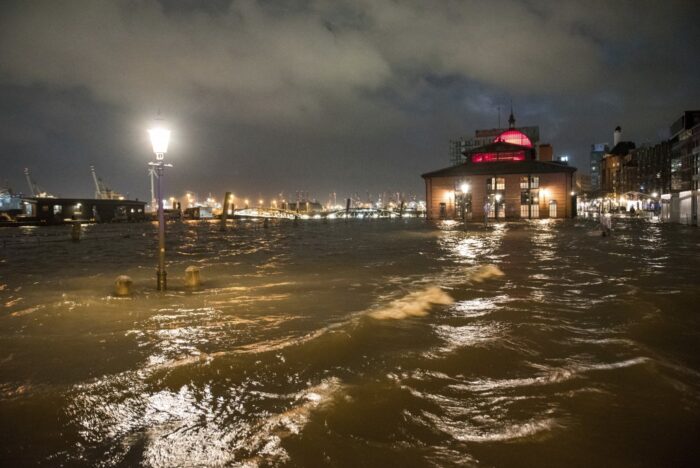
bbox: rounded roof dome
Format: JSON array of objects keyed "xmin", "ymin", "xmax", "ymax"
[{"xmin": 494, "ymin": 129, "xmax": 533, "ymax": 148}]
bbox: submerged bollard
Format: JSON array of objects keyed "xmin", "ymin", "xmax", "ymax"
[
  {"xmin": 185, "ymin": 266, "xmax": 202, "ymax": 288},
  {"xmin": 71, "ymin": 223, "xmax": 82, "ymax": 242},
  {"xmin": 114, "ymin": 275, "xmax": 133, "ymax": 296}
]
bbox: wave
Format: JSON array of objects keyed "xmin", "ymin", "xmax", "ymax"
[
  {"xmin": 421, "ymin": 410, "xmax": 559, "ymax": 443},
  {"xmin": 466, "ymin": 264, "xmax": 505, "ymax": 283},
  {"xmin": 368, "ymin": 286, "xmax": 453, "ymax": 320},
  {"xmin": 459, "ymin": 357, "xmax": 651, "ymax": 392}
]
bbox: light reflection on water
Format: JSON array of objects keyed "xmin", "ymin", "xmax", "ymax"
[{"xmin": 1, "ymin": 218, "xmax": 699, "ymax": 467}]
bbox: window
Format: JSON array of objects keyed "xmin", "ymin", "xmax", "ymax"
[
  {"xmin": 486, "ymin": 177, "xmax": 505, "ymax": 191},
  {"xmin": 519, "ymin": 176, "xmax": 539, "ymax": 189},
  {"xmin": 455, "ymin": 193, "xmax": 472, "ymax": 219},
  {"xmin": 549, "ymin": 201, "xmax": 557, "ymax": 217}
]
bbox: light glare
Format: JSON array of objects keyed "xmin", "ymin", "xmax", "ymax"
[{"xmin": 149, "ymin": 127, "xmax": 171, "ymax": 155}]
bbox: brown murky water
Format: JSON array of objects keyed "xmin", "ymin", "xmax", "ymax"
[{"xmin": 1, "ymin": 218, "xmax": 699, "ymax": 467}]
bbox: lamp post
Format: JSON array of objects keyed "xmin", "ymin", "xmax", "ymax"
[{"xmin": 148, "ymin": 119, "xmax": 171, "ymax": 291}]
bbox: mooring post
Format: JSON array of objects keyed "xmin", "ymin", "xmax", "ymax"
[
  {"xmin": 185, "ymin": 266, "xmax": 202, "ymax": 288},
  {"xmin": 71, "ymin": 222, "xmax": 81, "ymax": 242},
  {"xmin": 345, "ymin": 198, "xmax": 351, "ymax": 220},
  {"xmin": 221, "ymin": 191, "xmax": 231, "ymax": 231},
  {"xmin": 114, "ymin": 275, "xmax": 133, "ymax": 296}
]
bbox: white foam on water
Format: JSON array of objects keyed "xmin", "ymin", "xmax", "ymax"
[
  {"xmin": 237, "ymin": 378, "xmax": 344, "ymax": 466},
  {"xmin": 451, "ymin": 417, "xmax": 560, "ymax": 442},
  {"xmin": 460, "ymin": 357, "xmax": 652, "ymax": 392},
  {"xmin": 368, "ymin": 286, "xmax": 454, "ymax": 320},
  {"xmin": 466, "ymin": 264, "xmax": 505, "ymax": 283}
]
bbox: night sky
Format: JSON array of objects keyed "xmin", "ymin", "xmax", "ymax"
[{"xmin": 1, "ymin": 0, "xmax": 699, "ymax": 202}]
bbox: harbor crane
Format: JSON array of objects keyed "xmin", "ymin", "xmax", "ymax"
[
  {"xmin": 91, "ymin": 165, "xmax": 124, "ymax": 200},
  {"xmin": 24, "ymin": 168, "xmax": 53, "ymax": 198}
]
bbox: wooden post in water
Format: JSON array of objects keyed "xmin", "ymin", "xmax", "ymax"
[
  {"xmin": 221, "ymin": 191, "xmax": 231, "ymax": 231},
  {"xmin": 345, "ymin": 198, "xmax": 351, "ymax": 220}
]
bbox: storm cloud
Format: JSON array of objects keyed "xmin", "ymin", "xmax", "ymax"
[{"xmin": 1, "ymin": 0, "xmax": 698, "ymax": 201}]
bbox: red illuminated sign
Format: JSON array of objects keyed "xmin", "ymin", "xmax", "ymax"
[{"xmin": 472, "ymin": 151, "xmax": 526, "ymax": 163}]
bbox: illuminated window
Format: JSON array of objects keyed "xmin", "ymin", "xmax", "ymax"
[
  {"xmin": 486, "ymin": 177, "xmax": 505, "ymax": 191},
  {"xmin": 520, "ymin": 199, "xmax": 540, "ymax": 217},
  {"xmin": 494, "ymin": 130, "xmax": 533, "ymax": 148},
  {"xmin": 472, "ymin": 151, "xmax": 526, "ymax": 163},
  {"xmin": 519, "ymin": 176, "xmax": 540, "ymax": 189}
]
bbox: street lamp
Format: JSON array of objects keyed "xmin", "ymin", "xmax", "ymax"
[{"xmin": 148, "ymin": 118, "xmax": 172, "ymax": 291}]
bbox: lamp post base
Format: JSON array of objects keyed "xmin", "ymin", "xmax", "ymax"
[{"xmin": 156, "ymin": 269, "xmax": 167, "ymax": 291}]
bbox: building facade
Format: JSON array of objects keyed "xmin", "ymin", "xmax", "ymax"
[
  {"xmin": 31, "ymin": 198, "xmax": 146, "ymax": 224},
  {"xmin": 663, "ymin": 110, "xmax": 700, "ymax": 224},
  {"xmin": 601, "ymin": 140, "xmax": 636, "ymax": 197},
  {"xmin": 635, "ymin": 141, "xmax": 672, "ymax": 196},
  {"xmin": 425, "ymin": 116, "xmax": 576, "ymax": 220}
]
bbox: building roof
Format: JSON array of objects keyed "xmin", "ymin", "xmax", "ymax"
[
  {"xmin": 608, "ymin": 141, "xmax": 636, "ymax": 156},
  {"xmin": 422, "ymin": 160, "xmax": 576, "ymax": 178}
]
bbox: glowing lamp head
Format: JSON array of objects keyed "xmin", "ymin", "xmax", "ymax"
[
  {"xmin": 651, "ymin": 192, "xmax": 658, "ymax": 198},
  {"xmin": 460, "ymin": 183, "xmax": 470, "ymax": 193},
  {"xmin": 148, "ymin": 125, "xmax": 170, "ymax": 158},
  {"xmin": 494, "ymin": 194, "xmax": 502, "ymax": 202}
]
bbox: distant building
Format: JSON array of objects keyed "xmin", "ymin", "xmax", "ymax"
[
  {"xmin": 669, "ymin": 110, "xmax": 700, "ymax": 192},
  {"xmin": 575, "ymin": 173, "xmax": 592, "ymax": 193},
  {"xmin": 425, "ymin": 112, "xmax": 576, "ymax": 220},
  {"xmin": 634, "ymin": 141, "xmax": 672, "ymax": 196},
  {"xmin": 589, "ymin": 143, "xmax": 609, "ymax": 192},
  {"xmin": 601, "ymin": 126, "xmax": 636, "ymax": 197},
  {"xmin": 663, "ymin": 110, "xmax": 700, "ymax": 224},
  {"xmin": 29, "ymin": 198, "xmax": 146, "ymax": 224}
]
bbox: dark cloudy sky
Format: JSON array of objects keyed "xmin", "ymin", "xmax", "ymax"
[{"xmin": 1, "ymin": 0, "xmax": 699, "ymax": 202}]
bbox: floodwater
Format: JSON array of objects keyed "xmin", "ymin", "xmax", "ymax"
[{"xmin": 1, "ymin": 218, "xmax": 699, "ymax": 467}]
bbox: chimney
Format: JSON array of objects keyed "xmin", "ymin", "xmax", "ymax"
[{"xmin": 613, "ymin": 126, "xmax": 622, "ymax": 146}]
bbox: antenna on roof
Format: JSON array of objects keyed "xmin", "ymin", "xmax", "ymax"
[{"xmin": 508, "ymin": 99, "xmax": 516, "ymax": 129}]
